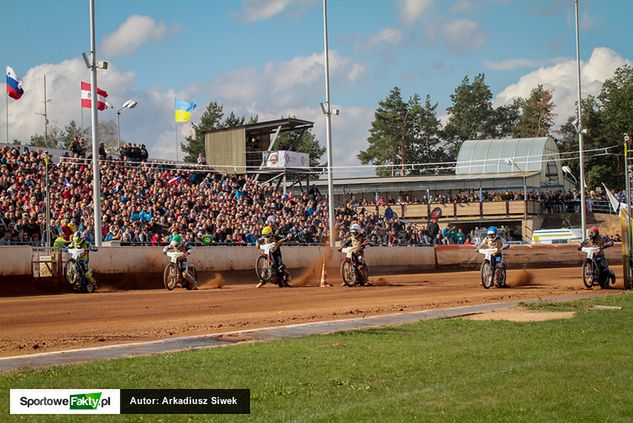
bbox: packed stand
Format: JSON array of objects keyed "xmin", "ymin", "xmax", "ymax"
[{"xmin": 0, "ymin": 146, "xmax": 329, "ymax": 246}]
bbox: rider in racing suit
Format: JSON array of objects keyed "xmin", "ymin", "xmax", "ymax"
[
  {"xmin": 476, "ymin": 226, "xmax": 509, "ymax": 286},
  {"xmin": 163, "ymin": 234, "xmax": 197, "ymax": 289},
  {"xmin": 338, "ymin": 223, "xmax": 368, "ymax": 283},
  {"xmin": 579, "ymin": 226, "xmax": 616, "ymax": 286},
  {"xmin": 66, "ymin": 231, "xmax": 98, "ymax": 289},
  {"xmin": 255, "ymin": 226, "xmax": 291, "ymax": 287}
]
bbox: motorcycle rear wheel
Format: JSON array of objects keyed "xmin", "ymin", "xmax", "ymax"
[
  {"xmin": 341, "ymin": 259, "xmax": 356, "ymax": 287},
  {"xmin": 186, "ymin": 266, "xmax": 198, "ymax": 290}
]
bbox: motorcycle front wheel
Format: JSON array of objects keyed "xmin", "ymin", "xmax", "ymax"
[
  {"xmin": 582, "ymin": 261, "xmax": 594, "ymax": 289},
  {"xmin": 256, "ymin": 255, "xmax": 273, "ymax": 283},
  {"xmin": 164, "ymin": 263, "xmax": 179, "ymax": 291},
  {"xmin": 341, "ymin": 259, "xmax": 356, "ymax": 287},
  {"xmin": 64, "ymin": 259, "xmax": 77, "ymax": 290},
  {"xmin": 481, "ymin": 261, "xmax": 494, "ymax": 289}
]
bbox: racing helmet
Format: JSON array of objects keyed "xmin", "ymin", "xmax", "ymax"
[
  {"xmin": 262, "ymin": 226, "xmax": 273, "ymax": 238},
  {"xmin": 588, "ymin": 226, "xmax": 599, "ymax": 240},
  {"xmin": 171, "ymin": 234, "xmax": 183, "ymax": 245},
  {"xmin": 487, "ymin": 226, "xmax": 498, "ymax": 239},
  {"xmin": 350, "ymin": 223, "xmax": 361, "ymax": 237},
  {"xmin": 72, "ymin": 231, "xmax": 83, "ymax": 243}
]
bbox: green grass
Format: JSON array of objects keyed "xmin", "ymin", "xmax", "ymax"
[{"xmin": 3, "ymin": 293, "xmax": 633, "ymax": 422}]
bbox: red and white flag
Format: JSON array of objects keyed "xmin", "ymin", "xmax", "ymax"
[{"xmin": 80, "ymin": 81, "xmax": 109, "ymax": 111}]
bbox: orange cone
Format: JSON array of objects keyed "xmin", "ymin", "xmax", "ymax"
[{"xmin": 320, "ymin": 260, "xmax": 332, "ymax": 287}]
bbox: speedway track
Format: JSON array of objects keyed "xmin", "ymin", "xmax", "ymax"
[{"xmin": 0, "ymin": 266, "xmax": 622, "ymax": 358}]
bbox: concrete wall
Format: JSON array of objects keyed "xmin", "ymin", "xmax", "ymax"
[
  {"xmin": 0, "ymin": 244, "xmax": 623, "ymax": 277},
  {"xmin": 436, "ymin": 244, "xmax": 621, "ymax": 269},
  {"xmin": 0, "ymin": 246, "xmax": 33, "ymax": 276}
]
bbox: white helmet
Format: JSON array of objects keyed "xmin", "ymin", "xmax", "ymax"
[{"xmin": 350, "ymin": 223, "xmax": 361, "ymax": 235}]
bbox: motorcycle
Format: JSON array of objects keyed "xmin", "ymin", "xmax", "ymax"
[
  {"xmin": 163, "ymin": 250, "xmax": 198, "ymax": 290},
  {"xmin": 255, "ymin": 242, "xmax": 290, "ymax": 287},
  {"xmin": 581, "ymin": 246, "xmax": 614, "ymax": 289},
  {"xmin": 64, "ymin": 248, "xmax": 97, "ymax": 293},
  {"xmin": 340, "ymin": 245, "xmax": 369, "ymax": 287},
  {"xmin": 478, "ymin": 248, "xmax": 506, "ymax": 289}
]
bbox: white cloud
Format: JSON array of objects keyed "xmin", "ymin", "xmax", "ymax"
[
  {"xmin": 495, "ymin": 47, "xmax": 632, "ymax": 127},
  {"xmin": 101, "ymin": 15, "xmax": 179, "ymax": 57},
  {"xmin": 367, "ymin": 28, "xmax": 403, "ymax": 48},
  {"xmin": 241, "ymin": 0, "xmax": 317, "ymax": 22},
  {"xmin": 485, "ymin": 58, "xmax": 541, "ymax": 71},
  {"xmin": 202, "ymin": 50, "xmax": 367, "ymax": 106},
  {"xmin": 441, "ymin": 19, "xmax": 486, "ymax": 52},
  {"xmin": 451, "ymin": 0, "xmax": 473, "ymax": 13},
  {"xmin": 1, "ymin": 49, "xmax": 369, "ymax": 171},
  {"xmin": 400, "ymin": 0, "xmax": 434, "ymax": 25}
]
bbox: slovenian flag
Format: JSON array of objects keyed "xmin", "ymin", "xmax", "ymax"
[
  {"xmin": 81, "ymin": 81, "xmax": 109, "ymax": 111},
  {"xmin": 175, "ymin": 98, "xmax": 196, "ymax": 122},
  {"xmin": 6, "ymin": 66, "xmax": 24, "ymax": 100},
  {"xmin": 167, "ymin": 176, "xmax": 182, "ymax": 186}
]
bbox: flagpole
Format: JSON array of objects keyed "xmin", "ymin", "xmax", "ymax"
[
  {"xmin": 175, "ymin": 122, "xmax": 179, "ymax": 162},
  {"xmin": 175, "ymin": 98, "xmax": 179, "ymax": 162},
  {"xmin": 5, "ymin": 86, "xmax": 8, "ymax": 144},
  {"xmin": 88, "ymin": 0, "xmax": 102, "ymax": 247},
  {"xmin": 45, "ymin": 155, "xmax": 51, "ymax": 248}
]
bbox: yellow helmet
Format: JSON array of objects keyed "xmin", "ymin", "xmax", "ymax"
[{"xmin": 262, "ymin": 226, "xmax": 273, "ymax": 237}]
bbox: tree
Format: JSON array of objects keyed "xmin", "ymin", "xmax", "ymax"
[
  {"xmin": 62, "ymin": 120, "xmax": 88, "ymax": 149},
  {"xmin": 358, "ymin": 87, "xmax": 408, "ymax": 176},
  {"xmin": 274, "ymin": 128, "xmax": 325, "ymax": 167},
  {"xmin": 491, "ymin": 99, "xmax": 522, "ymax": 138},
  {"xmin": 513, "ymin": 85, "xmax": 555, "ymax": 138},
  {"xmin": 558, "ymin": 95, "xmax": 614, "ymax": 190},
  {"xmin": 29, "ymin": 125, "xmax": 63, "ymax": 148},
  {"xmin": 408, "ymin": 94, "xmax": 447, "ymax": 174},
  {"xmin": 443, "ymin": 74, "xmax": 496, "ymax": 158},
  {"xmin": 97, "ymin": 120, "xmax": 119, "ymax": 154},
  {"xmin": 181, "ymin": 102, "xmax": 224, "ymax": 163},
  {"xmin": 180, "ymin": 102, "xmax": 257, "ymax": 163}
]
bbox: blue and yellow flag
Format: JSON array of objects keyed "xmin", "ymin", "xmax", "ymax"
[{"xmin": 175, "ymin": 98, "xmax": 196, "ymax": 122}]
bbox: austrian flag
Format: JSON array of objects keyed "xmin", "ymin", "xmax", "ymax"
[{"xmin": 81, "ymin": 81, "xmax": 109, "ymax": 111}]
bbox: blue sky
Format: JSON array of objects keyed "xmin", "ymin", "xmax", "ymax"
[{"xmin": 3, "ymin": 0, "xmax": 633, "ymax": 175}]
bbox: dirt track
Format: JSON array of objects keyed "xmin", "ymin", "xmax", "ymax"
[{"xmin": 0, "ymin": 267, "xmax": 623, "ymax": 357}]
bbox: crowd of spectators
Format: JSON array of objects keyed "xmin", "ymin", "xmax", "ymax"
[
  {"xmin": 0, "ymin": 146, "xmax": 329, "ymax": 247},
  {"xmin": 0, "ymin": 145, "xmax": 624, "ymax": 248},
  {"xmin": 119, "ymin": 143, "xmax": 149, "ymax": 162},
  {"xmin": 356, "ymin": 189, "xmax": 622, "ymax": 213}
]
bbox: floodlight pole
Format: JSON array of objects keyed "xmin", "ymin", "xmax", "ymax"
[
  {"xmin": 88, "ymin": 0, "xmax": 102, "ymax": 247},
  {"xmin": 575, "ymin": 0, "xmax": 587, "ymax": 241},
  {"xmin": 322, "ymin": 0, "xmax": 336, "ymax": 247}
]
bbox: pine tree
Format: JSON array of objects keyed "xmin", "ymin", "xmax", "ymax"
[
  {"xmin": 443, "ymin": 74, "xmax": 496, "ymax": 158},
  {"xmin": 181, "ymin": 102, "xmax": 225, "ymax": 163},
  {"xmin": 358, "ymin": 87, "xmax": 408, "ymax": 176},
  {"xmin": 408, "ymin": 95, "xmax": 446, "ymax": 174},
  {"xmin": 513, "ymin": 85, "xmax": 555, "ymax": 138}
]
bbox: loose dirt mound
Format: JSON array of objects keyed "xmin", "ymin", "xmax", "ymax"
[
  {"xmin": 199, "ymin": 273, "xmax": 225, "ymax": 289},
  {"xmin": 292, "ymin": 250, "xmax": 333, "ymax": 286},
  {"xmin": 462, "ymin": 306, "xmax": 575, "ymax": 322},
  {"xmin": 508, "ymin": 270, "xmax": 534, "ymax": 287}
]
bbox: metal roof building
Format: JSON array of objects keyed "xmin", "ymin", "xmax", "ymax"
[{"xmin": 309, "ymin": 137, "xmax": 572, "ymax": 202}]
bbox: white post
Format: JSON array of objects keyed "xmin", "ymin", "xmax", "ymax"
[
  {"xmin": 89, "ymin": 0, "xmax": 102, "ymax": 247},
  {"xmin": 575, "ymin": 0, "xmax": 587, "ymax": 241},
  {"xmin": 322, "ymin": 0, "xmax": 336, "ymax": 247},
  {"xmin": 5, "ymin": 86, "xmax": 8, "ymax": 144}
]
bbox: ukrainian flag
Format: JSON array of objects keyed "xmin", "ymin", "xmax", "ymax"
[{"xmin": 175, "ymin": 98, "xmax": 196, "ymax": 122}]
